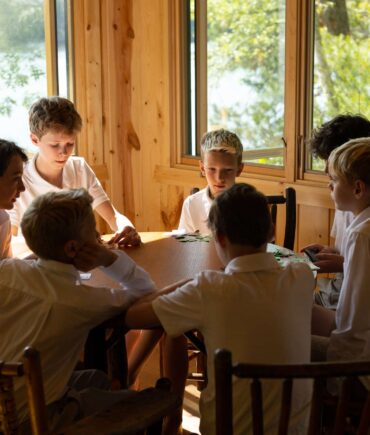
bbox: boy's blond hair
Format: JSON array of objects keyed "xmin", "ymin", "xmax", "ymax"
[
  {"xmin": 29, "ymin": 96, "xmax": 82, "ymax": 138},
  {"xmin": 200, "ymin": 129, "xmax": 243, "ymax": 164},
  {"xmin": 329, "ymin": 137, "xmax": 370, "ymax": 186},
  {"xmin": 21, "ymin": 188, "xmax": 94, "ymax": 260}
]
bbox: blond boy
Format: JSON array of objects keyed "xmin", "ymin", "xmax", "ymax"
[
  {"xmin": 323, "ymin": 138, "xmax": 370, "ymax": 363},
  {"xmin": 0, "ymin": 188, "xmax": 154, "ymax": 432},
  {"xmin": 9, "ymin": 96, "xmax": 139, "ymax": 247},
  {"xmin": 178, "ymin": 128, "xmax": 244, "ymax": 234}
]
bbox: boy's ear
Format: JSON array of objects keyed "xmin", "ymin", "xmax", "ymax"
[
  {"xmin": 354, "ymin": 179, "xmax": 367, "ymax": 198},
  {"xmin": 237, "ymin": 163, "xmax": 244, "ymax": 176},
  {"xmin": 64, "ymin": 240, "xmax": 79, "ymax": 258},
  {"xmin": 30, "ymin": 133, "xmax": 40, "ymax": 146},
  {"xmin": 199, "ymin": 160, "xmax": 205, "ymax": 177}
]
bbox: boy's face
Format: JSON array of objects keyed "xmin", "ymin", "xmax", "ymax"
[
  {"xmin": 31, "ymin": 130, "xmax": 76, "ymax": 171},
  {"xmin": 200, "ymin": 151, "xmax": 243, "ymax": 198},
  {"xmin": 328, "ymin": 168, "xmax": 356, "ymax": 212},
  {"xmin": 0, "ymin": 155, "xmax": 25, "ymax": 209},
  {"xmin": 79, "ymin": 210, "xmax": 98, "ymax": 245}
]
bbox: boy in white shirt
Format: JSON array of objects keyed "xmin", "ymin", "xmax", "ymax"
[
  {"xmin": 178, "ymin": 128, "xmax": 244, "ymax": 234},
  {"xmin": 303, "ymin": 114, "xmax": 370, "ymax": 310},
  {"xmin": 9, "ymin": 96, "xmax": 140, "ymax": 247},
  {"xmin": 127, "ymin": 183, "xmax": 315, "ymax": 435},
  {"xmin": 0, "ymin": 188, "xmax": 155, "ymax": 432},
  {"xmin": 322, "ymin": 138, "xmax": 370, "ymax": 363},
  {"xmin": 0, "ymin": 139, "xmax": 27, "ymax": 258}
]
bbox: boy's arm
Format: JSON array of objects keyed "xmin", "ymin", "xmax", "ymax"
[{"xmin": 125, "ymin": 278, "xmax": 192, "ymax": 329}]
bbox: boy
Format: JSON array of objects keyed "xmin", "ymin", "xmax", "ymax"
[
  {"xmin": 324, "ymin": 138, "xmax": 370, "ymax": 363},
  {"xmin": 127, "ymin": 183, "xmax": 315, "ymax": 435},
  {"xmin": 8, "ymin": 96, "xmax": 140, "ymax": 247},
  {"xmin": 303, "ymin": 114, "xmax": 370, "ymax": 309},
  {"xmin": 0, "ymin": 139, "xmax": 27, "ymax": 258},
  {"xmin": 178, "ymin": 128, "xmax": 244, "ymax": 234},
  {"xmin": 0, "ymin": 188, "xmax": 154, "ymax": 432}
]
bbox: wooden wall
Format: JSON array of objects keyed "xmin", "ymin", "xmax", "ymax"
[{"xmin": 72, "ymin": 0, "xmax": 335, "ymax": 250}]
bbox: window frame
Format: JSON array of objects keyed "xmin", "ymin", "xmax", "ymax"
[{"xmin": 170, "ymin": 0, "xmax": 334, "ymax": 184}]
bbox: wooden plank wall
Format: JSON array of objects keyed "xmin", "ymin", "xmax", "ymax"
[{"xmin": 72, "ymin": 0, "xmax": 335, "ymax": 250}]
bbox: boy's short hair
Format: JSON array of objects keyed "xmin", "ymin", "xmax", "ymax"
[
  {"xmin": 309, "ymin": 114, "xmax": 370, "ymax": 160},
  {"xmin": 200, "ymin": 129, "xmax": 243, "ymax": 164},
  {"xmin": 208, "ymin": 183, "xmax": 272, "ymax": 247},
  {"xmin": 21, "ymin": 188, "xmax": 94, "ymax": 260},
  {"xmin": 329, "ymin": 137, "xmax": 370, "ymax": 187},
  {"xmin": 0, "ymin": 139, "xmax": 28, "ymax": 176},
  {"xmin": 29, "ymin": 96, "xmax": 82, "ymax": 138}
]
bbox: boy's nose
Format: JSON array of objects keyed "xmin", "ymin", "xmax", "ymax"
[{"xmin": 18, "ymin": 179, "xmax": 26, "ymax": 192}]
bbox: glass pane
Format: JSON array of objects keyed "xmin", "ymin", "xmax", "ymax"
[
  {"xmin": 188, "ymin": 0, "xmax": 286, "ymax": 166},
  {"xmin": 0, "ymin": 0, "xmax": 47, "ymax": 155},
  {"xmin": 310, "ymin": 0, "xmax": 370, "ymax": 171},
  {"xmin": 56, "ymin": 0, "xmax": 70, "ymax": 98}
]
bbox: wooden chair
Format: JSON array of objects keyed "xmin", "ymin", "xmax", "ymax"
[
  {"xmin": 0, "ymin": 346, "xmax": 48, "ymax": 435},
  {"xmin": 214, "ymin": 348, "xmax": 370, "ymax": 435},
  {"xmin": 266, "ymin": 187, "xmax": 296, "ymax": 250},
  {"xmin": 1, "ymin": 347, "xmax": 181, "ymax": 435}
]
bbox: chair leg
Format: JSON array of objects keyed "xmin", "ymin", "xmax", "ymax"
[{"xmin": 147, "ymin": 379, "xmax": 173, "ymax": 435}]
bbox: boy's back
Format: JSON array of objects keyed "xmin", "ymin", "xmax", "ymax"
[{"xmin": 153, "ymin": 254, "xmax": 314, "ymax": 435}]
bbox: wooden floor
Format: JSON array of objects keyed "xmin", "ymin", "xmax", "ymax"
[{"xmin": 137, "ymin": 343, "xmax": 200, "ymax": 434}]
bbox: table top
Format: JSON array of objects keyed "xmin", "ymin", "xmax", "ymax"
[{"xmin": 97, "ymin": 232, "xmax": 223, "ymax": 289}]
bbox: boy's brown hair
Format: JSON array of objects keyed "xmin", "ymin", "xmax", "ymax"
[
  {"xmin": 329, "ymin": 137, "xmax": 370, "ymax": 186},
  {"xmin": 29, "ymin": 96, "xmax": 82, "ymax": 138},
  {"xmin": 200, "ymin": 128, "xmax": 243, "ymax": 165}
]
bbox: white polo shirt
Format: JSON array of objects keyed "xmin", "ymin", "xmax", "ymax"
[
  {"xmin": 0, "ymin": 251, "xmax": 154, "ymax": 422},
  {"xmin": 8, "ymin": 155, "xmax": 133, "ymax": 230},
  {"xmin": 328, "ymin": 206, "xmax": 370, "ymax": 362},
  {"xmin": 153, "ymin": 253, "xmax": 315, "ymax": 435},
  {"xmin": 0, "ymin": 209, "xmax": 12, "ymax": 258},
  {"xmin": 178, "ymin": 187, "xmax": 213, "ymax": 234},
  {"xmin": 330, "ymin": 210, "xmax": 353, "ymax": 254}
]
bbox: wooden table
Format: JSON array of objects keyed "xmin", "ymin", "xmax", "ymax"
[{"xmin": 96, "ymin": 232, "xmax": 223, "ymax": 289}]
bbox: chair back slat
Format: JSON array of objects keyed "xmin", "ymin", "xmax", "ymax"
[
  {"xmin": 214, "ymin": 349, "xmax": 233, "ymax": 435},
  {"xmin": 215, "ymin": 350, "xmax": 370, "ymax": 435},
  {"xmin": 0, "ymin": 377, "xmax": 18, "ymax": 435},
  {"xmin": 358, "ymin": 393, "xmax": 370, "ymax": 435},
  {"xmin": 251, "ymin": 379, "xmax": 263, "ymax": 435},
  {"xmin": 308, "ymin": 378, "xmax": 325, "ymax": 435},
  {"xmin": 278, "ymin": 378, "xmax": 293, "ymax": 435},
  {"xmin": 265, "ymin": 187, "xmax": 296, "ymax": 250}
]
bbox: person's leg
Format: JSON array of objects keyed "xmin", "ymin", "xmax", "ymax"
[
  {"xmin": 127, "ymin": 329, "xmax": 163, "ymax": 388},
  {"xmin": 162, "ymin": 334, "xmax": 188, "ymax": 435},
  {"xmin": 311, "ymin": 303, "xmax": 336, "ymax": 336}
]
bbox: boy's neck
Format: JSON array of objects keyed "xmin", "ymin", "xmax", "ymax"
[
  {"xmin": 35, "ymin": 155, "xmax": 63, "ymax": 188},
  {"xmin": 224, "ymin": 242, "xmax": 267, "ymax": 264}
]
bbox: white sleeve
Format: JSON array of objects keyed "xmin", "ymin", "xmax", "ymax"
[
  {"xmin": 178, "ymin": 196, "xmax": 196, "ymax": 233},
  {"xmin": 115, "ymin": 211, "xmax": 134, "ymax": 231},
  {"xmin": 152, "ymin": 278, "xmax": 203, "ymax": 337},
  {"xmin": 100, "ymin": 250, "xmax": 155, "ymax": 297},
  {"xmin": 328, "ymin": 230, "xmax": 370, "ymax": 360}
]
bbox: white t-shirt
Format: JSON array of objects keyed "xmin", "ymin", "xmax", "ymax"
[
  {"xmin": 328, "ymin": 206, "xmax": 370, "ymax": 363},
  {"xmin": 178, "ymin": 187, "xmax": 213, "ymax": 234},
  {"xmin": 153, "ymin": 253, "xmax": 315, "ymax": 435},
  {"xmin": 8, "ymin": 155, "xmax": 132, "ymax": 230},
  {"xmin": 0, "ymin": 251, "xmax": 154, "ymax": 422},
  {"xmin": 330, "ymin": 210, "xmax": 353, "ymax": 254},
  {"xmin": 0, "ymin": 209, "xmax": 12, "ymax": 258}
]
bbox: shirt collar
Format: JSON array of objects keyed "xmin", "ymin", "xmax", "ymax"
[
  {"xmin": 347, "ymin": 206, "xmax": 370, "ymax": 232},
  {"xmin": 225, "ymin": 252, "xmax": 281, "ymax": 274},
  {"xmin": 37, "ymin": 258, "xmax": 81, "ymax": 281}
]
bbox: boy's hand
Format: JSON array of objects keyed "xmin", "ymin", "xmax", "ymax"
[
  {"xmin": 314, "ymin": 253, "xmax": 344, "ymax": 273},
  {"xmin": 73, "ymin": 241, "xmax": 118, "ymax": 271},
  {"xmin": 108, "ymin": 226, "xmax": 141, "ymax": 248},
  {"xmin": 300, "ymin": 243, "xmax": 338, "ymax": 255}
]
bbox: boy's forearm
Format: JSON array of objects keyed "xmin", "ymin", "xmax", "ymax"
[{"xmin": 125, "ymin": 302, "xmax": 161, "ymax": 329}]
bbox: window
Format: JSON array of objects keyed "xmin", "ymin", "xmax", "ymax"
[
  {"xmin": 181, "ymin": 0, "xmax": 370, "ymax": 175},
  {"xmin": 308, "ymin": 0, "xmax": 370, "ymax": 171},
  {"xmin": 0, "ymin": 0, "xmax": 72, "ymax": 154},
  {"xmin": 186, "ymin": 0, "xmax": 286, "ymax": 167}
]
